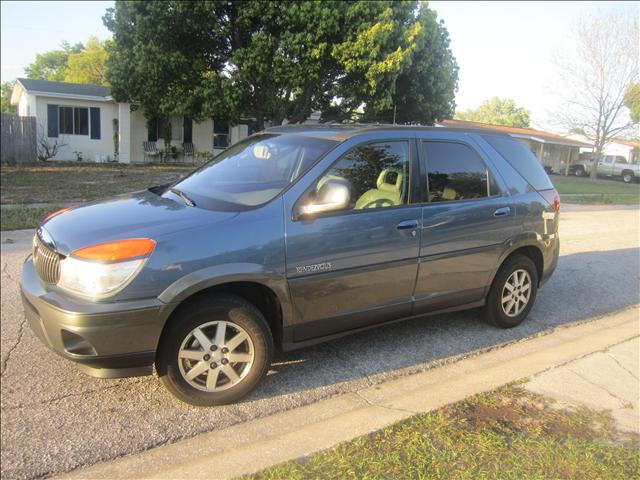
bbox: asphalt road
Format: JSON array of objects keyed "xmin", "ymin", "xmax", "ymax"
[{"xmin": 2, "ymin": 204, "xmax": 639, "ymax": 480}]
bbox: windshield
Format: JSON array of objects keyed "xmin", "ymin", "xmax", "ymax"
[{"xmin": 173, "ymin": 134, "xmax": 337, "ymax": 209}]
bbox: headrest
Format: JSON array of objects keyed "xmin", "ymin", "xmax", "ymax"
[
  {"xmin": 442, "ymin": 186, "xmax": 457, "ymax": 200},
  {"xmin": 377, "ymin": 168, "xmax": 404, "ymax": 193}
]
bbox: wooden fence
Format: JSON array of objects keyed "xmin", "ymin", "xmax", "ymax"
[{"xmin": 1, "ymin": 114, "xmax": 37, "ymax": 164}]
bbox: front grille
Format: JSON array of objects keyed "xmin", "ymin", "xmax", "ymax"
[{"xmin": 33, "ymin": 234, "xmax": 61, "ymax": 284}]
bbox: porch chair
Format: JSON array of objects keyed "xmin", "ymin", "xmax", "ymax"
[
  {"xmin": 182, "ymin": 142, "xmax": 195, "ymax": 164},
  {"xmin": 143, "ymin": 141, "xmax": 161, "ymax": 163}
]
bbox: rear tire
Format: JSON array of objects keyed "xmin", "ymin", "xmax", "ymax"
[
  {"xmin": 157, "ymin": 294, "xmax": 273, "ymax": 406},
  {"xmin": 622, "ymin": 172, "xmax": 634, "ymax": 184},
  {"xmin": 482, "ymin": 254, "xmax": 538, "ymax": 329},
  {"xmin": 574, "ymin": 166, "xmax": 586, "ymax": 177}
]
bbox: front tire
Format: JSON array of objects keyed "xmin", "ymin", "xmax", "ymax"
[
  {"xmin": 622, "ymin": 172, "xmax": 634, "ymax": 184},
  {"xmin": 574, "ymin": 166, "xmax": 586, "ymax": 177},
  {"xmin": 157, "ymin": 295, "xmax": 273, "ymax": 406},
  {"xmin": 482, "ymin": 255, "xmax": 538, "ymax": 329}
]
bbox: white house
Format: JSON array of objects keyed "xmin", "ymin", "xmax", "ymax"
[
  {"xmin": 565, "ymin": 133, "xmax": 640, "ymax": 164},
  {"xmin": 10, "ymin": 78, "xmax": 250, "ymax": 163}
]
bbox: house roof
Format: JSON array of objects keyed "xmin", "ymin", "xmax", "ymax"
[
  {"xmin": 439, "ymin": 119, "xmax": 592, "ymax": 148},
  {"xmin": 11, "ymin": 78, "xmax": 112, "ymax": 104},
  {"xmin": 613, "ymin": 139, "xmax": 640, "ymax": 149}
]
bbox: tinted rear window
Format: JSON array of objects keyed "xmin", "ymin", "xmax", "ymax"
[{"xmin": 482, "ymin": 134, "xmax": 553, "ymax": 191}]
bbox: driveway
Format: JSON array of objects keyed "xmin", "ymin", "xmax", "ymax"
[{"xmin": 2, "ymin": 204, "xmax": 639, "ymax": 480}]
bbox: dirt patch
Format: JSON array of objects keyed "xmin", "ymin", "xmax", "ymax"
[{"xmin": 448, "ymin": 388, "xmax": 631, "ymax": 445}]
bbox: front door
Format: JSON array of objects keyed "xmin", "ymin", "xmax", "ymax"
[
  {"xmin": 285, "ymin": 140, "xmax": 421, "ymax": 341},
  {"xmin": 413, "ymin": 138, "xmax": 517, "ymax": 313}
]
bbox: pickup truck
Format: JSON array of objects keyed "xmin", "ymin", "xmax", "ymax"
[{"xmin": 570, "ymin": 155, "xmax": 639, "ymax": 183}]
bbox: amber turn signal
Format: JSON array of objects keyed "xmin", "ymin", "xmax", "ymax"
[{"xmin": 72, "ymin": 238, "xmax": 156, "ymax": 262}]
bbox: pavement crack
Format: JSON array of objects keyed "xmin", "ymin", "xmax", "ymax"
[
  {"xmin": 3, "ymin": 383, "xmax": 138, "ymax": 410},
  {"xmin": 1, "ymin": 261, "xmax": 28, "ymax": 377},
  {"xmin": 1, "ymin": 317, "xmax": 27, "ymax": 378},
  {"xmin": 606, "ymin": 353, "xmax": 639, "ymax": 381},
  {"xmin": 354, "ymin": 389, "xmax": 417, "ymax": 416},
  {"xmin": 567, "ymin": 367, "xmax": 630, "ymax": 408}
]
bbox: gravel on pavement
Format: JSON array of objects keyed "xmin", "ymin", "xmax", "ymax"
[{"xmin": 1, "ymin": 204, "xmax": 639, "ymax": 479}]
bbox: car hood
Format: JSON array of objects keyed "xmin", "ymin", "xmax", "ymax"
[{"xmin": 40, "ymin": 189, "xmax": 236, "ymax": 256}]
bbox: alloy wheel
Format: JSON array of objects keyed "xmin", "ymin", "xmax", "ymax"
[
  {"xmin": 177, "ymin": 320, "xmax": 254, "ymax": 392},
  {"xmin": 501, "ymin": 269, "xmax": 532, "ymax": 317}
]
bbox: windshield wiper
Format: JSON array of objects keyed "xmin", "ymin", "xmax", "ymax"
[{"xmin": 170, "ymin": 188, "xmax": 196, "ymax": 207}]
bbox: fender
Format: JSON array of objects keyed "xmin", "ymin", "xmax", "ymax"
[
  {"xmin": 485, "ymin": 231, "xmax": 557, "ymax": 292},
  {"xmin": 158, "ymin": 262, "xmax": 293, "ymax": 330}
]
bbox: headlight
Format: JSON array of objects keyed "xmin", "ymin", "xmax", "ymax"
[
  {"xmin": 58, "ymin": 238, "xmax": 156, "ymax": 298},
  {"xmin": 58, "ymin": 256, "xmax": 146, "ymax": 297}
]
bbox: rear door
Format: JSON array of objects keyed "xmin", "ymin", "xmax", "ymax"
[
  {"xmin": 413, "ymin": 133, "xmax": 517, "ymax": 314},
  {"xmin": 284, "ymin": 137, "xmax": 422, "ymax": 341}
]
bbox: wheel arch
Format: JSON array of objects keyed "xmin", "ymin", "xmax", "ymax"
[
  {"xmin": 156, "ymin": 265, "xmax": 292, "ymax": 353},
  {"xmin": 488, "ymin": 241, "xmax": 545, "ymax": 292}
]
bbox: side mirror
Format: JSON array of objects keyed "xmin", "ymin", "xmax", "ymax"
[{"xmin": 298, "ymin": 178, "xmax": 351, "ymax": 217}]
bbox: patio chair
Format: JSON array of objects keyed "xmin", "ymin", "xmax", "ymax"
[
  {"xmin": 182, "ymin": 142, "xmax": 195, "ymax": 164},
  {"xmin": 143, "ymin": 141, "xmax": 161, "ymax": 163}
]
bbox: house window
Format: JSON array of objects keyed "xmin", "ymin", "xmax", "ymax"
[
  {"xmin": 213, "ymin": 119, "xmax": 229, "ymax": 149},
  {"xmin": 59, "ymin": 106, "xmax": 89, "ymax": 135},
  {"xmin": 183, "ymin": 116, "xmax": 193, "ymax": 144}
]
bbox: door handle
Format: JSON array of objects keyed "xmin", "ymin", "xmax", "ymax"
[
  {"xmin": 493, "ymin": 207, "xmax": 511, "ymax": 217},
  {"xmin": 397, "ymin": 220, "xmax": 419, "ymax": 230}
]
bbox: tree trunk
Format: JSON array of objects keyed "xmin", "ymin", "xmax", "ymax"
[
  {"xmin": 590, "ymin": 144, "xmax": 602, "ymax": 181},
  {"xmin": 255, "ymin": 114, "xmax": 265, "ymax": 133}
]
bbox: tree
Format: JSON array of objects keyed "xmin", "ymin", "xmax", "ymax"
[
  {"xmin": 625, "ymin": 83, "xmax": 640, "ymax": 124},
  {"xmin": 36, "ymin": 127, "xmax": 68, "ymax": 161},
  {"xmin": 24, "ymin": 41, "xmax": 83, "ymax": 81},
  {"xmin": 65, "ymin": 37, "xmax": 111, "ymax": 85},
  {"xmin": 332, "ymin": 5, "xmax": 458, "ymax": 124},
  {"xmin": 455, "ymin": 97, "xmax": 531, "ymax": 128},
  {"xmin": 103, "ymin": 1, "xmax": 458, "ymax": 129},
  {"xmin": 1, "ymin": 81, "xmax": 16, "ymax": 114},
  {"xmin": 553, "ymin": 11, "xmax": 639, "ymax": 179}
]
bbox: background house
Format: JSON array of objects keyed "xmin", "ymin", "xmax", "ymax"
[
  {"xmin": 10, "ymin": 78, "xmax": 250, "ymax": 163},
  {"xmin": 440, "ymin": 119, "xmax": 592, "ymax": 173},
  {"xmin": 566, "ymin": 133, "xmax": 640, "ymax": 164}
]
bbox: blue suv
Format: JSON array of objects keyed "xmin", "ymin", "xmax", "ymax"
[{"xmin": 21, "ymin": 125, "xmax": 560, "ymax": 405}]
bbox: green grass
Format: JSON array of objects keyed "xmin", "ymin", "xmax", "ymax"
[
  {"xmin": 551, "ymin": 174, "xmax": 640, "ymax": 197},
  {"xmin": 243, "ymin": 387, "xmax": 639, "ymax": 480},
  {"xmin": 1, "ymin": 205, "xmax": 61, "ymax": 231},
  {"xmin": 0, "ymin": 162, "xmax": 195, "ymax": 205}
]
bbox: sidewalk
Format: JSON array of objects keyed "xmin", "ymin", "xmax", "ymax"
[{"xmin": 59, "ymin": 306, "xmax": 639, "ymax": 480}]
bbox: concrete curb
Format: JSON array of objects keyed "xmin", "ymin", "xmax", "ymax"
[{"xmin": 58, "ymin": 305, "xmax": 640, "ymax": 480}]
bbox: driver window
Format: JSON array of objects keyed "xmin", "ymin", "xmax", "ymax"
[{"xmin": 315, "ymin": 141, "xmax": 410, "ymax": 212}]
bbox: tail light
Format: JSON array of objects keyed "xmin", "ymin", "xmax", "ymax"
[{"xmin": 539, "ymin": 188, "xmax": 560, "ymax": 212}]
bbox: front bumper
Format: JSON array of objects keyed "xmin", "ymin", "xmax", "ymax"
[{"xmin": 21, "ymin": 255, "xmax": 173, "ymax": 378}]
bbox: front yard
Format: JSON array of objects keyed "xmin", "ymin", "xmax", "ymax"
[
  {"xmin": 0, "ymin": 162, "xmax": 195, "ymax": 230},
  {"xmin": 1, "ymin": 163, "xmax": 638, "ymax": 231},
  {"xmin": 245, "ymin": 385, "xmax": 639, "ymax": 480},
  {"xmin": 551, "ymin": 174, "xmax": 640, "ymax": 205}
]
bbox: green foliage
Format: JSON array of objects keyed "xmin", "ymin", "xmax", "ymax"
[
  {"xmin": 103, "ymin": 1, "xmax": 458, "ymax": 127},
  {"xmin": 65, "ymin": 37, "xmax": 111, "ymax": 85},
  {"xmin": 456, "ymin": 97, "xmax": 531, "ymax": 128},
  {"xmin": 1, "ymin": 81, "xmax": 16, "ymax": 114},
  {"xmin": 24, "ymin": 38, "xmax": 109, "ymax": 86},
  {"xmin": 24, "ymin": 41, "xmax": 83, "ymax": 81},
  {"xmin": 625, "ymin": 83, "xmax": 640, "ymax": 123}
]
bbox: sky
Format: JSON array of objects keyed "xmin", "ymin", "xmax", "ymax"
[{"xmin": 1, "ymin": 0, "xmax": 638, "ymax": 130}]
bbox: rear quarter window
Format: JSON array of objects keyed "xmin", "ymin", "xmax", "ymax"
[{"xmin": 481, "ymin": 134, "xmax": 554, "ymax": 191}]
